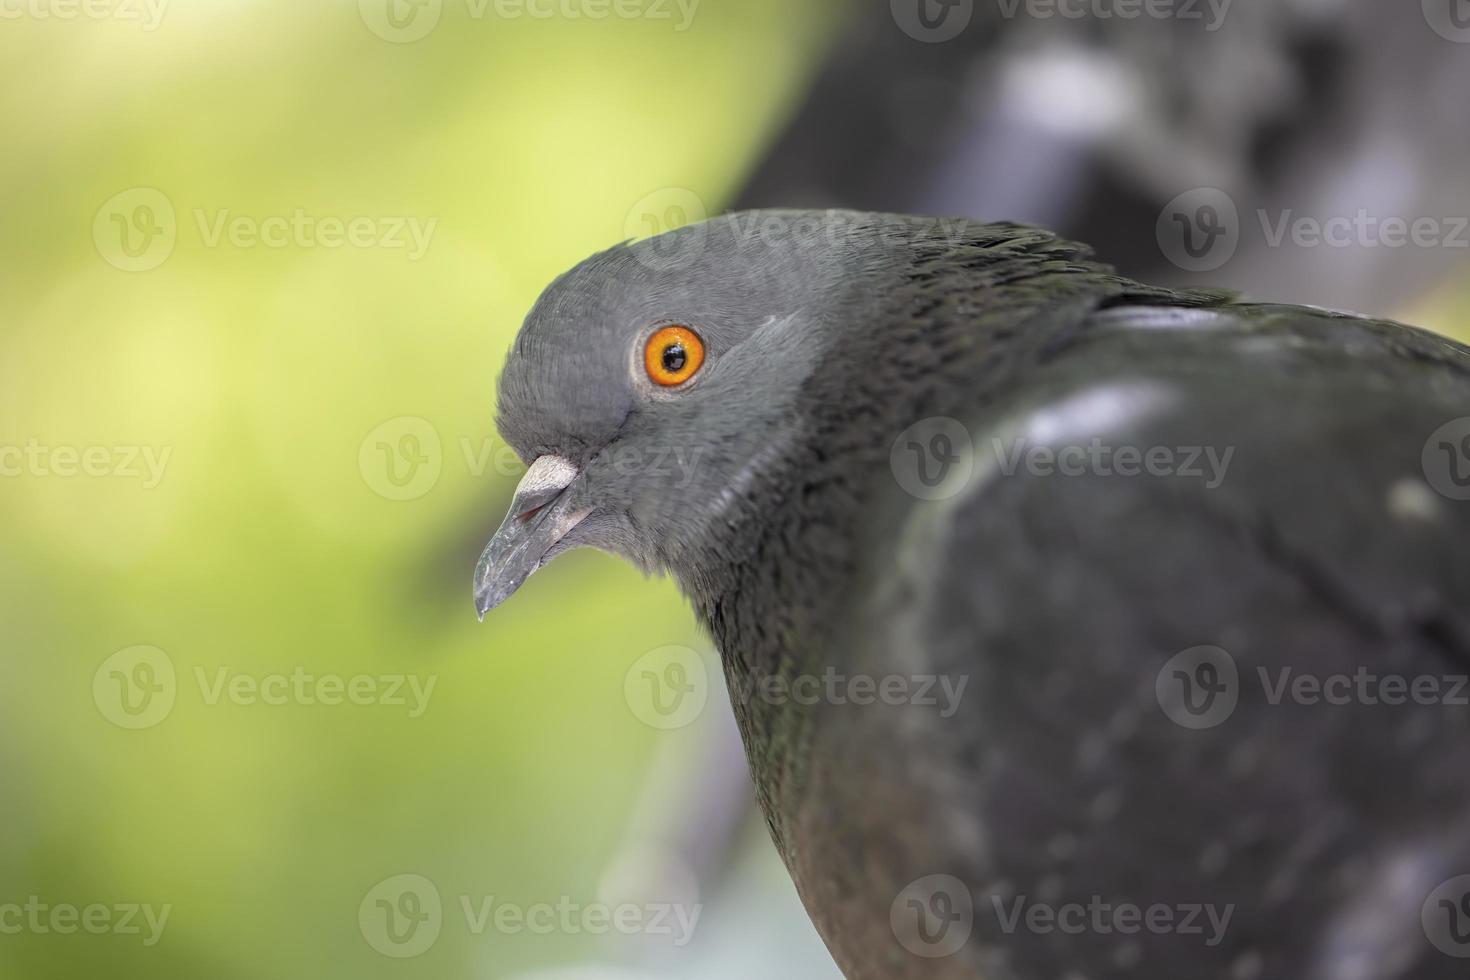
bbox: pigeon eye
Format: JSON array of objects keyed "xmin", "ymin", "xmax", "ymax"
[{"xmin": 644, "ymin": 325, "xmax": 706, "ymax": 387}]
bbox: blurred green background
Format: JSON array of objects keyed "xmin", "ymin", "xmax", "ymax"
[
  {"xmin": 0, "ymin": 1, "xmax": 837, "ymax": 977},
  {"xmin": 3, "ymin": 2, "xmax": 1469, "ymax": 979}
]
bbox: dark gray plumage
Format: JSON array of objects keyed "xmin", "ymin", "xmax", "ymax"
[{"xmin": 473, "ymin": 210, "xmax": 1470, "ymax": 980}]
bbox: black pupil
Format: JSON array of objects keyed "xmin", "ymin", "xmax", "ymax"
[{"xmin": 661, "ymin": 343, "xmax": 687, "ymax": 374}]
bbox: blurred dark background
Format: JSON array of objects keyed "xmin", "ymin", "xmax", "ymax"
[{"xmin": 1, "ymin": 1, "xmax": 1466, "ymax": 977}]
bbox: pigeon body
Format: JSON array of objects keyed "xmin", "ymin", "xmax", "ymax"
[{"xmin": 476, "ymin": 211, "xmax": 1470, "ymax": 979}]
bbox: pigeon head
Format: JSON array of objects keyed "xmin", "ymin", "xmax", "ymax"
[{"xmin": 474, "ymin": 210, "xmax": 912, "ymax": 617}]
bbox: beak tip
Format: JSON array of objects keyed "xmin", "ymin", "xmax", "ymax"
[{"xmin": 473, "ymin": 586, "xmax": 496, "ymax": 622}]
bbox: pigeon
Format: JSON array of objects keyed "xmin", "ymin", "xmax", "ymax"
[{"xmin": 473, "ymin": 210, "xmax": 1470, "ymax": 980}]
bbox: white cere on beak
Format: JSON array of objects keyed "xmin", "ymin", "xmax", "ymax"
[{"xmin": 517, "ymin": 454, "xmax": 579, "ymax": 505}]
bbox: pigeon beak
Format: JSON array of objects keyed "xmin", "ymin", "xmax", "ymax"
[{"xmin": 473, "ymin": 455, "xmax": 589, "ymax": 620}]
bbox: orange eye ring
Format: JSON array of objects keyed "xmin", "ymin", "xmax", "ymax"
[{"xmin": 643, "ymin": 325, "xmax": 706, "ymax": 387}]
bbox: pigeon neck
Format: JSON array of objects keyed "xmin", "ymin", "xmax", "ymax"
[{"xmin": 661, "ymin": 235, "xmax": 1238, "ymax": 847}]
